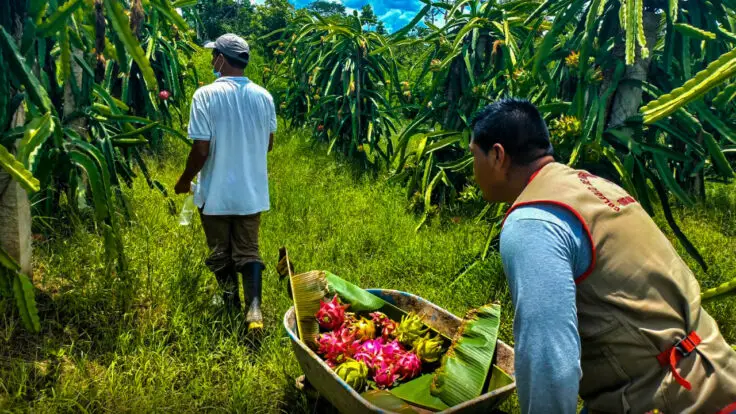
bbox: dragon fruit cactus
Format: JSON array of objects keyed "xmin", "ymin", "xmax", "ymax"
[
  {"xmin": 315, "ymin": 295, "xmax": 349, "ymax": 330},
  {"xmin": 370, "ymin": 312, "xmax": 399, "ymax": 339},
  {"xmin": 351, "ymin": 317, "xmax": 377, "ymax": 341},
  {"xmin": 334, "ymin": 359, "xmax": 369, "ymax": 391},
  {"xmin": 373, "ymin": 361, "xmax": 400, "ymax": 389},
  {"xmin": 317, "ymin": 330, "xmax": 361, "ymax": 365},
  {"xmin": 395, "ymin": 351, "xmax": 422, "ymax": 380},
  {"xmin": 381, "ymin": 340, "xmax": 404, "ymax": 360},
  {"xmin": 413, "ymin": 333, "xmax": 444, "ymax": 363},
  {"xmin": 394, "ymin": 312, "xmax": 429, "ymax": 346}
]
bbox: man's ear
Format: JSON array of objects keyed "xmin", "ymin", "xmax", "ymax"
[{"xmin": 492, "ymin": 143, "xmax": 505, "ymax": 163}]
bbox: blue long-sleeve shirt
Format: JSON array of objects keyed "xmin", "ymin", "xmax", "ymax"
[{"xmin": 500, "ymin": 204, "xmax": 592, "ymax": 413}]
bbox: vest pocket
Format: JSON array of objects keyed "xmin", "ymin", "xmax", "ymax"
[{"xmin": 579, "ymin": 344, "xmax": 632, "ymax": 413}]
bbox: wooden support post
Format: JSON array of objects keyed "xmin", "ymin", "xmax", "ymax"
[{"xmin": 0, "ymin": 106, "xmax": 32, "ymax": 277}]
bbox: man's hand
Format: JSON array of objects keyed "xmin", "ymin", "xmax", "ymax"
[
  {"xmin": 174, "ymin": 177, "xmax": 191, "ymax": 195},
  {"xmin": 176, "ymin": 140, "xmax": 210, "ymax": 195}
]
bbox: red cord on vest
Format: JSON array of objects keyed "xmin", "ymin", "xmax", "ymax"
[
  {"xmin": 717, "ymin": 401, "xmax": 736, "ymax": 414},
  {"xmin": 656, "ymin": 331, "xmax": 701, "ymax": 391}
]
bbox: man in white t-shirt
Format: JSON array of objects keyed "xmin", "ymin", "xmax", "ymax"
[{"xmin": 174, "ymin": 34, "xmax": 277, "ymax": 331}]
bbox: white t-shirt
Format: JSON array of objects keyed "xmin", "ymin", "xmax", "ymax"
[{"xmin": 188, "ymin": 77, "xmax": 277, "ymax": 215}]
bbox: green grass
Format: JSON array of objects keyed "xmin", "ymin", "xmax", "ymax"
[{"xmin": 1, "ymin": 128, "xmax": 734, "ymax": 413}]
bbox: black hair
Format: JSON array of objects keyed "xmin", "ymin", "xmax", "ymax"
[
  {"xmin": 471, "ymin": 98, "xmax": 553, "ymax": 165},
  {"xmin": 213, "ymin": 48, "xmax": 249, "ymax": 70}
]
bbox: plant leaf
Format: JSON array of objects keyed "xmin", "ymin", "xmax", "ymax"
[
  {"xmin": 701, "ymin": 277, "xmax": 736, "ymax": 302},
  {"xmin": 12, "ymin": 272, "xmax": 40, "ymax": 333},
  {"xmin": 37, "ymin": 0, "xmax": 84, "ymax": 37},
  {"xmin": 68, "ymin": 149, "xmax": 110, "ymax": 222},
  {"xmin": 674, "ymin": 23, "xmax": 717, "ymax": 41},
  {"xmin": 104, "ymin": 0, "xmax": 158, "ymax": 92},
  {"xmin": 0, "ymin": 245, "xmax": 20, "ymax": 271},
  {"xmin": 702, "ymin": 130, "xmax": 734, "ymax": 178},
  {"xmin": 17, "ymin": 112, "xmax": 54, "ymax": 172},
  {"xmin": 151, "ymin": 0, "xmax": 188, "ymax": 31},
  {"xmin": 652, "ymin": 153, "xmax": 694, "ymax": 207},
  {"xmin": 0, "ymin": 27, "xmax": 52, "ymax": 112},
  {"xmin": 0, "ymin": 143, "xmax": 40, "ymax": 193},
  {"xmin": 172, "ymin": 0, "xmax": 198, "ymax": 7},
  {"xmin": 645, "ymin": 167, "xmax": 707, "ymax": 270},
  {"xmin": 110, "ymin": 122, "xmax": 159, "ymax": 141},
  {"xmin": 641, "ymin": 47, "xmax": 736, "ymax": 123},
  {"xmin": 533, "ymin": 0, "xmax": 586, "ymax": 75}
]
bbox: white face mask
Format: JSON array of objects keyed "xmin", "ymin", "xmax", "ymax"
[{"xmin": 213, "ymin": 55, "xmax": 224, "ymax": 78}]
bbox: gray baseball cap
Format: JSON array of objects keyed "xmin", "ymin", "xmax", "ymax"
[{"xmin": 204, "ymin": 34, "xmax": 250, "ymax": 64}]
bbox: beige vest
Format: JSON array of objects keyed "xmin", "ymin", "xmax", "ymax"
[{"xmin": 506, "ymin": 162, "xmax": 736, "ymax": 413}]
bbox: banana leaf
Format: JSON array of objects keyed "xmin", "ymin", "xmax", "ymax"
[
  {"xmin": 390, "ymin": 374, "xmax": 450, "ymax": 411},
  {"xmin": 361, "ymin": 390, "xmax": 420, "ymax": 414},
  {"xmin": 430, "ymin": 303, "xmax": 502, "ymax": 407}
]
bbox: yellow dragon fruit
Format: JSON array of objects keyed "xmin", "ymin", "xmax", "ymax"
[
  {"xmin": 335, "ymin": 359, "xmax": 369, "ymax": 391},
  {"xmin": 413, "ymin": 334, "xmax": 443, "ymax": 363},
  {"xmin": 350, "ymin": 317, "xmax": 376, "ymax": 341},
  {"xmin": 394, "ymin": 312, "xmax": 429, "ymax": 346}
]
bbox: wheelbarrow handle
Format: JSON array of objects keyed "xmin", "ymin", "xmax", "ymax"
[{"xmin": 277, "ymin": 247, "xmax": 296, "ymax": 299}]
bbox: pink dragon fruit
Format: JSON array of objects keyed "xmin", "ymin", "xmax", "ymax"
[
  {"xmin": 315, "ymin": 295, "xmax": 349, "ymax": 330},
  {"xmin": 395, "ymin": 351, "xmax": 422, "ymax": 380},
  {"xmin": 373, "ymin": 361, "xmax": 400, "ymax": 388},
  {"xmin": 381, "ymin": 340, "xmax": 404, "ymax": 360},
  {"xmin": 353, "ymin": 338, "xmax": 384, "ymax": 368},
  {"xmin": 317, "ymin": 330, "xmax": 361, "ymax": 365},
  {"xmin": 370, "ymin": 312, "xmax": 399, "ymax": 339}
]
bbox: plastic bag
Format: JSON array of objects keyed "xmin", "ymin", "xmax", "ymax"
[{"xmin": 179, "ymin": 183, "xmax": 197, "ymax": 226}]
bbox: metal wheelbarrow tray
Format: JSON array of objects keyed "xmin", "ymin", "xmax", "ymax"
[{"xmin": 283, "ymin": 288, "xmax": 516, "ymax": 413}]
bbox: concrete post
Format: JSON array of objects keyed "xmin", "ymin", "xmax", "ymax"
[{"xmin": 0, "ymin": 106, "xmax": 33, "ymax": 277}]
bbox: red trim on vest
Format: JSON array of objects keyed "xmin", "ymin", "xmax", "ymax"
[
  {"xmin": 718, "ymin": 402, "xmax": 736, "ymax": 414},
  {"xmin": 503, "ymin": 200, "xmax": 597, "ymax": 284},
  {"xmin": 656, "ymin": 331, "xmax": 701, "ymax": 391},
  {"xmin": 528, "ymin": 168, "xmax": 544, "ymax": 184}
]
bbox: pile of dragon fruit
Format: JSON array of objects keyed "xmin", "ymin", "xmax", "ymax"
[{"xmin": 315, "ymin": 295, "xmax": 444, "ymax": 391}]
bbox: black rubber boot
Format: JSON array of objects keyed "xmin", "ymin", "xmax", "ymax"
[
  {"xmin": 241, "ymin": 262, "xmax": 264, "ymax": 330},
  {"xmin": 214, "ymin": 264, "xmax": 240, "ymax": 313}
]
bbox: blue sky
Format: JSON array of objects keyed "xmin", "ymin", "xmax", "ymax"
[{"xmin": 288, "ymin": 0, "xmax": 425, "ymax": 32}]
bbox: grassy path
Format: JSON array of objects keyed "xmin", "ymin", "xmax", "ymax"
[
  {"xmin": 1, "ymin": 129, "xmax": 734, "ymax": 412},
  {"xmin": 1, "ymin": 131, "xmax": 511, "ymax": 412}
]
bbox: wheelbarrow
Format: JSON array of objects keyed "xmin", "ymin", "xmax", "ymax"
[{"xmin": 283, "ymin": 288, "xmax": 517, "ymax": 413}]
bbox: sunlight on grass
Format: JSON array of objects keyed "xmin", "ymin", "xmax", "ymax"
[
  {"xmin": 1, "ymin": 129, "xmax": 513, "ymax": 412},
  {"xmin": 1, "ymin": 128, "xmax": 734, "ymax": 412}
]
